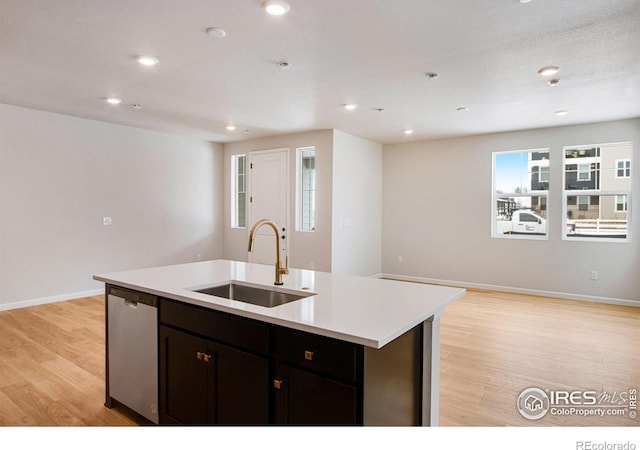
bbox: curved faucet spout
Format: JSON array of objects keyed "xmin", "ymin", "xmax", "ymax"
[{"xmin": 248, "ymin": 219, "xmax": 289, "ymax": 285}]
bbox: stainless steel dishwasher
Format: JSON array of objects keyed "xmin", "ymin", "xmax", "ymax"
[{"xmin": 106, "ymin": 285, "xmax": 159, "ymax": 424}]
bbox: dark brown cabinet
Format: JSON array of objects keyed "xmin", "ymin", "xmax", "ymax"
[
  {"xmin": 159, "ymin": 326, "xmax": 210, "ymax": 424},
  {"xmin": 153, "ymin": 296, "xmax": 425, "ymax": 426},
  {"xmin": 159, "ymin": 300, "xmax": 270, "ymax": 425},
  {"xmin": 273, "ymin": 327, "xmax": 363, "ymax": 425},
  {"xmin": 273, "ymin": 363, "xmax": 359, "ymax": 425}
]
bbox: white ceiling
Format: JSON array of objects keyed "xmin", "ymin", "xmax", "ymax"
[{"xmin": 2, "ymin": 0, "xmax": 639, "ymax": 144}]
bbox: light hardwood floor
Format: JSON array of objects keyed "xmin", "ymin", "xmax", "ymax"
[
  {"xmin": 439, "ymin": 289, "xmax": 639, "ymax": 426},
  {"xmin": 0, "ymin": 290, "xmax": 638, "ymax": 426}
]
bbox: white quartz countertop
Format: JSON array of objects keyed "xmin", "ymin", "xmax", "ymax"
[{"xmin": 93, "ymin": 259, "xmax": 465, "ymax": 348}]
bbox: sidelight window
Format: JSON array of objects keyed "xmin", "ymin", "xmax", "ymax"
[
  {"xmin": 296, "ymin": 147, "xmax": 316, "ymax": 232},
  {"xmin": 231, "ymin": 154, "xmax": 247, "ymax": 228}
]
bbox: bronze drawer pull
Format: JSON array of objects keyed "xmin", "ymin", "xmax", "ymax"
[
  {"xmin": 304, "ymin": 350, "xmax": 315, "ymax": 361},
  {"xmin": 274, "ymin": 379, "xmax": 285, "ymax": 389}
]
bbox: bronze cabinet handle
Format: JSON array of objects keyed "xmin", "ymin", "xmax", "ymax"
[
  {"xmin": 273, "ymin": 379, "xmax": 286, "ymax": 389},
  {"xmin": 304, "ymin": 350, "xmax": 315, "ymax": 361}
]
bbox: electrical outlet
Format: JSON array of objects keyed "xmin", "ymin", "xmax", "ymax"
[
  {"xmin": 309, "ymin": 261, "xmax": 315, "ymax": 270},
  {"xmin": 102, "ymin": 216, "xmax": 112, "ymax": 226},
  {"xmin": 590, "ymin": 271, "xmax": 598, "ymax": 281},
  {"xmin": 397, "ymin": 256, "xmax": 403, "ymax": 263},
  {"xmin": 197, "ymin": 253, "xmax": 202, "ymax": 262}
]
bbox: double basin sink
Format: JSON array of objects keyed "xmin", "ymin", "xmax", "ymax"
[{"xmin": 192, "ymin": 282, "xmax": 314, "ymax": 308}]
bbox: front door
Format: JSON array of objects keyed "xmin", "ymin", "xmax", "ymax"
[{"xmin": 247, "ymin": 148, "xmax": 290, "ymax": 265}]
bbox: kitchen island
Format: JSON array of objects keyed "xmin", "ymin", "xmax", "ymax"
[{"xmin": 94, "ymin": 259, "xmax": 465, "ymax": 426}]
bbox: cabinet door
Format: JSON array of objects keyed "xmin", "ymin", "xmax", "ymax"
[
  {"xmin": 274, "ymin": 363, "xmax": 358, "ymax": 425},
  {"xmin": 213, "ymin": 343, "xmax": 270, "ymax": 425},
  {"xmin": 159, "ymin": 326, "xmax": 213, "ymax": 424}
]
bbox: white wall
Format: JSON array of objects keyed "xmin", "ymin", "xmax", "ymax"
[
  {"xmin": 0, "ymin": 104, "xmax": 224, "ymax": 310},
  {"xmin": 382, "ymin": 118, "xmax": 640, "ymax": 304},
  {"xmin": 331, "ymin": 130, "xmax": 383, "ymax": 276},
  {"xmin": 223, "ymin": 130, "xmax": 334, "ymax": 272}
]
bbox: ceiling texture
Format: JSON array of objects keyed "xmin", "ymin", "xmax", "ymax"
[{"xmin": 1, "ymin": 0, "xmax": 639, "ymax": 144}]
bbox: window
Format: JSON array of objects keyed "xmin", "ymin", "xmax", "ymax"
[
  {"xmin": 616, "ymin": 159, "xmax": 631, "ymax": 178},
  {"xmin": 231, "ymin": 154, "xmax": 246, "ymax": 228},
  {"xmin": 577, "ymin": 196, "xmax": 589, "ymax": 211},
  {"xmin": 577, "ymin": 164, "xmax": 591, "ymax": 181},
  {"xmin": 539, "ymin": 166, "xmax": 550, "ymax": 183},
  {"xmin": 296, "ymin": 147, "xmax": 316, "ymax": 232},
  {"xmin": 492, "ymin": 149, "xmax": 549, "ymax": 239},
  {"xmin": 616, "ymin": 195, "xmax": 627, "ymax": 212},
  {"xmin": 563, "ymin": 142, "xmax": 632, "ymax": 241},
  {"xmin": 520, "ymin": 212, "xmax": 540, "ymax": 222}
]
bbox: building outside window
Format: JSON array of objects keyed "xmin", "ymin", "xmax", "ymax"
[
  {"xmin": 492, "ymin": 149, "xmax": 549, "ymax": 239},
  {"xmin": 231, "ymin": 154, "xmax": 246, "ymax": 228},
  {"xmin": 563, "ymin": 142, "xmax": 632, "ymax": 240}
]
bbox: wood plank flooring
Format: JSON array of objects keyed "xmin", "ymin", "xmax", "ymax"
[
  {"xmin": 0, "ymin": 296, "xmax": 137, "ymax": 426},
  {"xmin": 439, "ymin": 289, "xmax": 640, "ymax": 426},
  {"xmin": 0, "ymin": 290, "xmax": 638, "ymax": 426}
]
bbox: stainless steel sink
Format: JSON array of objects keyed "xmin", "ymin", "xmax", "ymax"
[{"xmin": 193, "ymin": 282, "xmax": 313, "ymax": 308}]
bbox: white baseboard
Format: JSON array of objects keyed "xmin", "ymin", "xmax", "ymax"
[
  {"xmin": 0, "ymin": 289, "xmax": 104, "ymax": 312},
  {"xmin": 377, "ymin": 273, "xmax": 640, "ymax": 308}
]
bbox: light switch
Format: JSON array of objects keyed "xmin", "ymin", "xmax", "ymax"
[{"xmin": 103, "ymin": 216, "xmax": 112, "ymax": 226}]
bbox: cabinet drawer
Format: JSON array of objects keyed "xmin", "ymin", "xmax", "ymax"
[
  {"xmin": 160, "ymin": 299, "xmax": 269, "ymax": 355},
  {"xmin": 274, "ymin": 328, "xmax": 360, "ymax": 382}
]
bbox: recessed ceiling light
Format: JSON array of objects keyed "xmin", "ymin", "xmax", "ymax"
[
  {"xmin": 425, "ymin": 72, "xmax": 439, "ymax": 79},
  {"xmin": 538, "ymin": 66, "xmax": 559, "ymax": 77},
  {"xmin": 555, "ymin": 110, "xmax": 569, "ymax": 116},
  {"xmin": 262, "ymin": 0, "xmax": 290, "ymax": 16},
  {"xmin": 205, "ymin": 27, "xmax": 227, "ymax": 38},
  {"xmin": 519, "ymin": 0, "xmax": 532, "ymax": 3},
  {"xmin": 404, "ymin": 129, "xmax": 414, "ymax": 135},
  {"xmin": 137, "ymin": 56, "xmax": 159, "ymax": 66},
  {"xmin": 548, "ymin": 79, "xmax": 560, "ymax": 86},
  {"xmin": 132, "ymin": 104, "xmax": 142, "ymax": 109},
  {"xmin": 343, "ymin": 104, "xmax": 358, "ymax": 111},
  {"xmin": 277, "ymin": 61, "xmax": 290, "ymax": 69},
  {"xmin": 456, "ymin": 106, "xmax": 469, "ymax": 111},
  {"xmin": 106, "ymin": 97, "xmax": 122, "ymax": 105},
  {"xmin": 226, "ymin": 125, "xmax": 237, "ymax": 131}
]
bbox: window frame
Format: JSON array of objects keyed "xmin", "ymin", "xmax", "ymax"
[
  {"xmin": 295, "ymin": 146, "xmax": 316, "ymax": 232},
  {"xmin": 577, "ymin": 163, "xmax": 591, "ymax": 181},
  {"xmin": 539, "ymin": 166, "xmax": 550, "ymax": 183},
  {"xmin": 615, "ymin": 195, "xmax": 627, "ymax": 212},
  {"xmin": 491, "ymin": 148, "xmax": 550, "ymax": 240},
  {"xmin": 230, "ymin": 154, "xmax": 247, "ymax": 229},
  {"xmin": 577, "ymin": 195, "xmax": 589, "ymax": 211},
  {"xmin": 616, "ymin": 159, "xmax": 631, "ymax": 178},
  {"xmin": 562, "ymin": 142, "xmax": 632, "ymax": 243}
]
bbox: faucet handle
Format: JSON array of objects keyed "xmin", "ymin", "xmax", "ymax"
[{"xmin": 281, "ymin": 256, "xmax": 289, "ymax": 274}]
